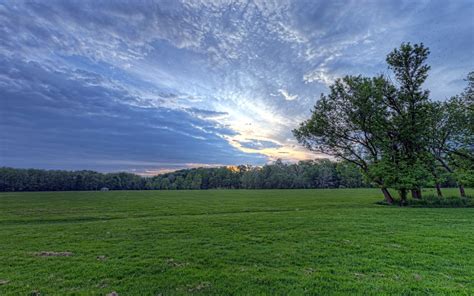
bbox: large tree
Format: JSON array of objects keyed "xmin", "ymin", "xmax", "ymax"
[
  {"xmin": 293, "ymin": 75, "xmax": 396, "ymax": 203},
  {"xmin": 294, "ymin": 43, "xmax": 443, "ymax": 203},
  {"xmin": 382, "ymin": 43, "xmax": 432, "ymax": 200}
]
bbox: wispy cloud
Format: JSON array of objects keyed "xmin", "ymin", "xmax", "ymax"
[
  {"xmin": 278, "ymin": 89, "xmax": 298, "ymax": 101},
  {"xmin": 303, "ymin": 69, "xmax": 337, "ymax": 86}
]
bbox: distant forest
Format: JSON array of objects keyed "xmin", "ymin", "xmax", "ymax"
[{"xmin": 0, "ymin": 159, "xmax": 459, "ymax": 192}]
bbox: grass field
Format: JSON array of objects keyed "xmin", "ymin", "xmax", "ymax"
[{"xmin": 0, "ymin": 188, "xmax": 473, "ymax": 295}]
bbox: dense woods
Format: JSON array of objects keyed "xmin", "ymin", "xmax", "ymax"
[
  {"xmin": 0, "ymin": 158, "xmax": 460, "ymax": 192},
  {"xmin": 294, "ymin": 43, "xmax": 473, "ymax": 204},
  {"xmin": 0, "ymin": 159, "xmax": 383, "ymax": 192}
]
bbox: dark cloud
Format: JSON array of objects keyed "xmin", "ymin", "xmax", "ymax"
[{"xmin": 0, "ymin": 56, "xmax": 265, "ymax": 172}]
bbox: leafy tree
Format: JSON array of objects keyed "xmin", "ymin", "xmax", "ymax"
[
  {"xmin": 175, "ymin": 176, "xmax": 185, "ymax": 190},
  {"xmin": 426, "ymin": 98, "xmax": 469, "ymax": 196},
  {"xmin": 191, "ymin": 173, "xmax": 202, "ymax": 189},
  {"xmin": 381, "ymin": 43, "xmax": 432, "ymax": 201},
  {"xmin": 425, "ymin": 72, "xmax": 474, "ymax": 197},
  {"xmin": 336, "ymin": 161, "xmax": 366, "ymax": 188},
  {"xmin": 160, "ymin": 178, "xmax": 170, "ymax": 190},
  {"xmin": 293, "ymin": 75, "xmax": 396, "ymax": 203}
]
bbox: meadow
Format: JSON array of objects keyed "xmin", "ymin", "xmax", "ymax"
[{"xmin": 0, "ymin": 189, "xmax": 473, "ymax": 295}]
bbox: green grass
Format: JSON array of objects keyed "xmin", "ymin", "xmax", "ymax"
[{"xmin": 0, "ymin": 188, "xmax": 473, "ymax": 295}]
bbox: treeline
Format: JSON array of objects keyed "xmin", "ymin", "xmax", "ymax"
[
  {"xmin": 294, "ymin": 43, "xmax": 473, "ymax": 204},
  {"xmin": 156, "ymin": 159, "xmax": 372, "ymax": 190},
  {"xmin": 0, "ymin": 159, "xmax": 407, "ymax": 192},
  {"xmin": 0, "ymin": 159, "xmax": 460, "ymax": 192},
  {"xmin": 0, "ymin": 168, "xmax": 145, "ymax": 192}
]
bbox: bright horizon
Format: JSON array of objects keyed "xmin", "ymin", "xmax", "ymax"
[{"xmin": 1, "ymin": 1, "xmax": 473, "ymax": 175}]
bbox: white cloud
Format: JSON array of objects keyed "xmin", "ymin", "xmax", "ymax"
[
  {"xmin": 278, "ymin": 89, "xmax": 298, "ymax": 101},
  {"xmin": 303, "ymin": 68, "xmax": 337, "ymax": 86}
]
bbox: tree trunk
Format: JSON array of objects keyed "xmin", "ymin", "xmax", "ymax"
[
  {"xmin": 435, "ymin": 183, "xmax": 443, "ymax": 197},
  {"xmin": 416, "ymin": 188, "xmax": 422, "ymax": 199},
  {"xmin": 459, "ymin": 184, "xmax": 466, "ymax": 197},
  {"xmin": 381, "ymin": 187, "xmax": 394, "ymax": 204},
  {"xmin": 411, "ymin": 188, "xmax": 422, "ymax": 199},
  {"xmin": 399, "ymin": 189, "xmax": 408, "ymax": 206},
  {"xmin": 399, "ymin": 189, "xmax": 407, "ymax": 199}
]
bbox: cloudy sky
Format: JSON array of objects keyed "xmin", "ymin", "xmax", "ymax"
[{"xmin": 1, "ymin": 0, "xmax": 473, "ymax": 174}]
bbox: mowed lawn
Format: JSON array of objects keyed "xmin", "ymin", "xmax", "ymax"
[{"xmin": 0, "ymin": 189, "xmax": 473, "ymax": 295}]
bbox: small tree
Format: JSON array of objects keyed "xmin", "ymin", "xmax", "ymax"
[
  {"xmin": 425, "ymin": 72, "xmax": 474, "ymax": 197},
  {"xmin": 426, "ymin": 98, "xmax": 470, "ymax": 197}
]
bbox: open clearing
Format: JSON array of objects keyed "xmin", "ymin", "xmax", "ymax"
[{"xmin": 0, "ymin": 189, "xmax": 473, "ymax": 295}]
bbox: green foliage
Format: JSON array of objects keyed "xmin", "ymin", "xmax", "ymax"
[
  {"xmin": 239, "ymin": 159, "xmax": 369, "ymax": 189},
  {"xmin": 451, "ymin": 152, "xmax": 474, "ymax": 187},
  {"xmin": 377, "ymin": 158, "xmax": 431, "ymax": 192},
  {"xmin": 0, "ymin": 160, "xmax": 370, "ymax": 192},
  {"xmin": 379, "ymin": 43, "xmax": 432, "ymax": 191},
  {"xmin": 0, "ymin": 189, "xmax": 472, "ymax": 294},
  {"xmin": 294, "ymin": 42, "xmax": 474, "ymax": 199},
  {"xmin": 0, "ymin": 168, "xmax": 146, "ymax": 192},
  {"xmin": 293, "ymin": 75, "xmax": 392, "ymax": 172},
  {"xmin": 335, "ymin": 161, "xmax": 366, "ymax": 188},
  {"xmin": 426, "ymin": 88, "xmax": 474, "ymax": 189}
]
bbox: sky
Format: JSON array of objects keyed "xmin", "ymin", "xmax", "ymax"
[{"xmin": 1, "ymin": 0, "xmax": 473, "ymax": 175}]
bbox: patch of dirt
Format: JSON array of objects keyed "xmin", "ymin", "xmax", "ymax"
[
  {"xmin": 96, "ymin": 280, "xmax": 108, "ymax": 288},
  {"xmin": 35, "ymin": 251, "xmax": 73, "ymax": 257},
  {"xmin": 373, "ymin": 272, "xmax": 386, "ymax": 277},
  {"xmin": 0, "ymin": 279, "xmax": 9, "ymax": 285},
  {"xmin": 188, "ymin": 281, "xmax": 211, "ymax": 292},
  {"xmin": 303, "ymin": 267, "xmax": 315, "ymax": 275}
]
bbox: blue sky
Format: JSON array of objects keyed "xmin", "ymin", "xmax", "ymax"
[{"xmin": 1, "ymin": 0, "xmax": 473, "ymax": 174}]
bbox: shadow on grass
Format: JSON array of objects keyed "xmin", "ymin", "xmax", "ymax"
[{"xmin": 376, "ymin": 195, "xmax": 474, "ymax": 208}]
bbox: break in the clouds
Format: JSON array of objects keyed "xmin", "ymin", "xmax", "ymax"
[{"xmin": 1, "ymin": 1, "xmax": 473, "ymax": 174}]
